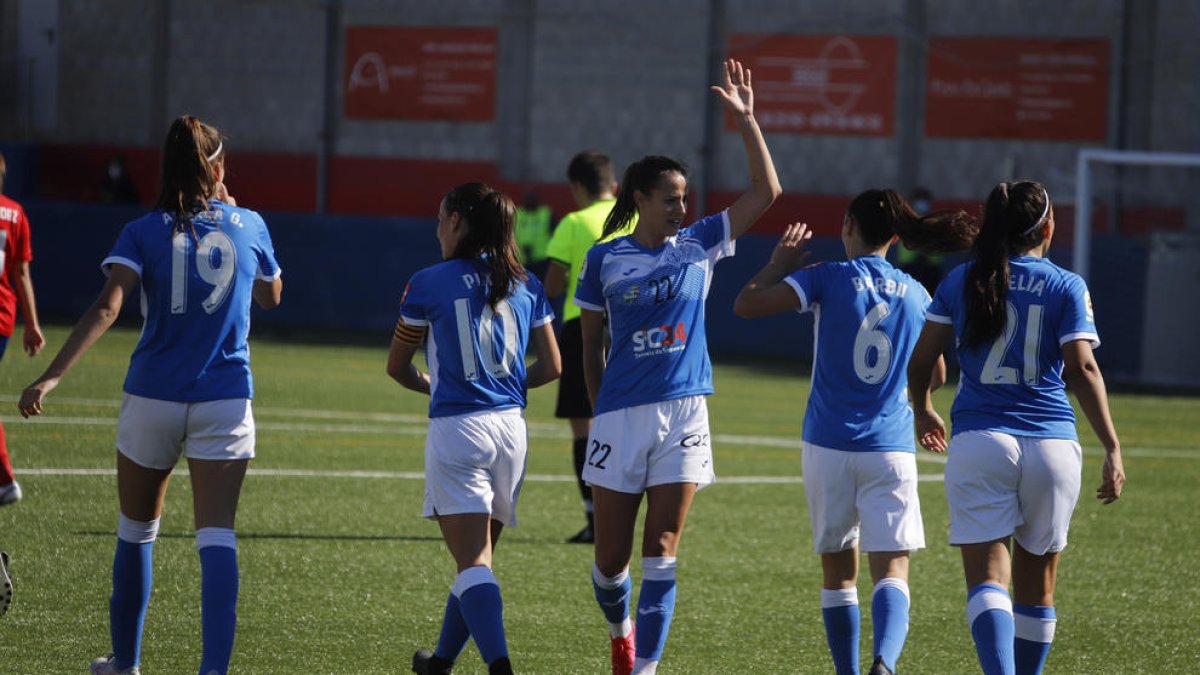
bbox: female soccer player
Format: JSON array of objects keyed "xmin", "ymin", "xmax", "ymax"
[
  {"xmin": 388, "ymin": 182, "xmax": 560, "ymax": 675},
  {"xmin": 577, "ymin": 58, "xmax": 780, "ymax": 675},
  {"xmin": 733, "ymin": 190, "xmax": 974, "ymax": 675},
  {"xmin": 907, "ymin": 180, "xmax": 1125, "ymax": 675},
  {"xmin": 18, "ymin": 116, "xmax": 282, "ymax": 675}
]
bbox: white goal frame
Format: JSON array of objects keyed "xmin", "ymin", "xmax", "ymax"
[{"xmin": 1073, "ymin": 148, "xmax": 1200, "ymax": 282}]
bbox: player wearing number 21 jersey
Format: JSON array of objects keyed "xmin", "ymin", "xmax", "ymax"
[{"xmin": 908, "ymin": 181, "xmax": 1124, "ymax": 675}]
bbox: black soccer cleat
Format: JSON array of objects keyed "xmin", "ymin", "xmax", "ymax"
[
  {"xmin": 488, "ymin": 656, "xmax": 514, "ymax": 675},
  {"xmin": 566, "ymin": 524, "xmax": 595, "ymax": 544},
  {"xmin": 869, "ymin": 655, "xmax": 895, "ymax": 675},
  {"xmin": 412, "ymin": 649, "xmax": 454, "ymax": 675},
  {"xmin": 0, "ymin": 551, "xmax": 12, "ymax": 616}
]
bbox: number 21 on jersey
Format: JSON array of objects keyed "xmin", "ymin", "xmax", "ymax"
[{"xmin": 171, "ymin": 231, "xmax": 237, "ymax": 314}]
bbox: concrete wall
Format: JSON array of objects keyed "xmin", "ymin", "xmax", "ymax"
[{"xmin": 4, "ymin": 0, "xmax": 1196, "ymax": 206}]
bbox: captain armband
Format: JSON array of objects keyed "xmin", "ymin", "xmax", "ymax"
[{"xmin": 393, "ymin": 319, "xmax": 427, "ymax": 345}]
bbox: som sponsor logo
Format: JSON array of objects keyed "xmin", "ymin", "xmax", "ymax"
[{"xmin": 631, "ymin": 322, "xmax": 688, "ymax": 357}]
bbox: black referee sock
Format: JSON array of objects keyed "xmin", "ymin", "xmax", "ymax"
[{"xmin": 572, "ymin": 437, "xmax": 592, "ymax": 506}]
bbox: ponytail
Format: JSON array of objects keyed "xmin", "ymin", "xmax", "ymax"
[
  {"xmin": 846, "ymin": 188, "xmax": 978, "ymax": 253},
  {"xmin": 962, "ymin": 180, "xmax": 1051, "ymax": 347},
  {"xmin": 155, "ymin": 115, "xmax": 224, "ymax": 239},
  {"xmin": 443, "ymin": 182, "xmax": 526, "ymax": 309},
  {"xmin": 600, "ymin": 155, "xmax": 688, "ymax": 241}
]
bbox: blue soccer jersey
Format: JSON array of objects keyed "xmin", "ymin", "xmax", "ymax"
[
  {"xmin": 928, "ymin": 256, "xmax": 1099, "ymax": 439},
  {"xmin": 399, "ymin": 259, "xmax": 554, "ymax": 418},
  {"xmin": 103, "ymin": 201, "xmax": 282, "ymax": 402},
  {"xmin": 786, "ymin": 256, "xmax": 931, "ymax": 452},
  {"xmin": 575, "ymin": 211, "xmax": 733, "ymax": 415}
]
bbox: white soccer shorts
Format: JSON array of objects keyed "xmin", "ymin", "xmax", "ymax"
[
  {"xmin": 422, "ymin": 408, "xmax": 527, "ymax": 527},
  {"xmin": 945, "ymin": 430, "xmax": 1082, "ymax": 554},
  {"xmin": 583, "ymin": 395, "xmax": 715, "ymax": 494},
  {"xmin": 116, "ymin": 394, "xmax": 255, "ymax": 470},
  {"xmin": 802, "ymin": 442, "xmax": 926, "ymax": 554}
]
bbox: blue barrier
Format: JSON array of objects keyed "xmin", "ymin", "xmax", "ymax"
[{"xmin": 21, "ymin": 202, "xmax": 1142, "ymax": 378}]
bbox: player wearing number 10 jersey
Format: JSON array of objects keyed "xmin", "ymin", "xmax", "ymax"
[
  {"xmin": 19, "ymin": 116, "xmax": 282, "ymax": 675},
  {"xmin": 908, "ymin": 181, "xmax": 1124, "ymax": 675},
  {"xmin": 388, "ymin": 182, "xmax": 560, "ymax": 675},
  {"xmin": 735, "ymin": 189, "xmax": 975, "ymax": 675}
]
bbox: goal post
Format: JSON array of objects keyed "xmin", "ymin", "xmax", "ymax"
[{"xmin": 1073, "ymin": 148, "xmax": 1200, "ymax": 282}]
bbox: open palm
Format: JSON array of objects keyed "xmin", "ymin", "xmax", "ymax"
[{"xmin": 711, "ymin": 58, "xmax": 753, "ymax": 116}]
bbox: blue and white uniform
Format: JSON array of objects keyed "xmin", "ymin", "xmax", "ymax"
[
  {"xmin": 785, "ymin": 256, "xmax": 928, "ymax": 553},
  {"xmin": 575, "ymin": 211, "xmax": 733, "ymax": 493},
  {"xmin": 928, "ymin": 256, "xmax": 1098, "ymax": 552},
  {"xmin": 399, "ymin": 259, "xmax": 554, "ymax": 525},
  {"xmin": 103, "ymin": 201, "xmax": 280, "ymax": 469}
]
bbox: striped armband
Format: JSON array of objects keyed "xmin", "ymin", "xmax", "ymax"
[{"xmin": 393, "ymin": 319, "xmax": 427, "ymax": 345}]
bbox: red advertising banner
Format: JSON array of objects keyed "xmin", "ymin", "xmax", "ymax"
[
  {"xmin": 925, "ymin": 38, "xmax": 1109, "ymax": 140},
  {"xmin": 727, "ymin": 34, "xmax": 897, "ymax": 136},
  {"xmin": 343, "ymin": 26, "xmax": 497, "ymax": 121}
]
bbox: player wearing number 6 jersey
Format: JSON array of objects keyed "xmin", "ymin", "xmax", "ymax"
[
  {"xmin": 388, "ymin": 182, "xmax": 560, "ymax": 675},
  {"xmin": 734, "ymin": 189, "xmax": 974, "ymax": 675},
  {"xmin": 907, "ymin": 180, "xmax": 1125, "ymax": 675},
  {"xmin": 18, "ymin": 116, "xmax": 282, "ymax": 675},
  {"xmin": 577, "ymin": 59, "xmax": 780, "ymax": 675}
]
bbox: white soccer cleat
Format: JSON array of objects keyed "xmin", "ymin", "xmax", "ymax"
[
  {"xmin": 0, "ymin": 482, "xmax": 22, "ymax": 507},
  {"xmin": 89, "ymin": 653, "xmax": 140, "ymax": 675},
  {"xmin": 1, "ymin": 551, "xmax": 12, "ymax": 616}
]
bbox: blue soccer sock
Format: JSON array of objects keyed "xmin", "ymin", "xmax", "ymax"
[
  {"xmin": 197, "ymin": 527, "xmax": 240, "ymax": 675},
  {"xmin": 1013, "ymin": 604, "xmax": 1056, "ymax": 675},
  {"xmin": 454, "ymin": 566, "xmax": 508, "ymax": 665},
  {"xmin": 967, "ymin": 584, "xmax": 1015, "ymax": 675},
  {"xmin": 821, "ymin": 586, "xmax": 861, "ymax": 675},
  {"xmin": 634, "ymin": 556, "xmax": 677, "ymax": 667},
  {"xmin": 592, "ymin": 564, "xmax": 632, "ymax": 638},
  {"xmin": 433, "ymin": 591, "xmax": 471, "ymax": 662},
  {"xmin": 871, "ymin": 577, "xmax": 910, "ymax": 672},
  {"xmin": 110, "ymin": 516, "xmax": 159, "ymax": 671}
]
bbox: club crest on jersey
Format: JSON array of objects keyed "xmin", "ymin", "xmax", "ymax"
[{"xmin": 622, "ymin": 285, "xmax": 641, "ymax": 304}]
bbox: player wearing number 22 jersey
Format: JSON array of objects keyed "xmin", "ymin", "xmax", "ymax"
[{"xmin": 104, "ymin": 201, "xmax": 280, "ymax": 400}]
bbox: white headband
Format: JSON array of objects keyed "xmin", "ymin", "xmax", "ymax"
[
  {"xmin": 1022, "ymin": 187, "xmax": 1051, "ymax": 235},
  {"xmin": 206, "ymin": 141, "xmax": 223, "ymax": 163}
]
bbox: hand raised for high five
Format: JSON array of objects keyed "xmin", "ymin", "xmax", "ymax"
[
  {"xmin": 711, "ymin": 58, "xmax": 754, "ymax": 117},
  {"xmin": 768, "ymin": 222, "xmax": 813, "ymax": 273}
]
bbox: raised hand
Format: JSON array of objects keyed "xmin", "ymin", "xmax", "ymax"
[
  {"xmin": 711, "ymin": 58, "xmax": 754, "ymax": 117},
  {"xmin": 769, "ymin": 222, "xmax": 813, "ymax": 272}
]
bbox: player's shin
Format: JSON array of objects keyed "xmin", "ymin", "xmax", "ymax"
[
  {"xmin": 1013, "ymin": 604, "xmax": 1056, "ymax": 674},
  {"xmin": 967, "ymin": 584, "xmax": 1016, "ymax": 675},
  {"xmin": 110, "ymin": 515, "xmax": 159, "ymax": 670},
  {"xmin": 821, "ymin": 586, "xmax": 861, "ymax": 675},
  {"xmin": 197, "ymin": 527, "xmax": 239, "ymax": 675}
]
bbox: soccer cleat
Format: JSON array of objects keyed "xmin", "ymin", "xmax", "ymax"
[
  {"xmin": 89, "ymin": 653, "xmax": 140, "ymax": 675},
  {"xmin": 567, "ymin": 524, "xmax": 595, "ymax": 544},
  {"xmin": 412, "ymin": 649, "xmax": 454, "ymax": 675},
  {"xmin": 610, "ymin": 623, "xmax": 635, "ymax": 675},
  {"xmin": 0, "ymin": 482, "xmax": 22, "ymax": 507},
  {"xmin": 869, "ymin": 655, "xmax": 896, "ymax": 675},
  {"xmin": 1, "ymin": 551, "xmax": 12, "ymax": 616},
  {"xmin": 488, "ymin": 656, "xmax": 514, "ymax": 674}
]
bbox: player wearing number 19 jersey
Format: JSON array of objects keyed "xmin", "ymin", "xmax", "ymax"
[
  {"xmin": 19, "ymin": 116, "xmax": 282, "ymax": 675},
  {"xmin": 735, "ymin": 189, "xmax": 975, "ymax": 675},
  {"xmin": 908, "ymin": 181, "xmax": 1124, "ymax": 675}
]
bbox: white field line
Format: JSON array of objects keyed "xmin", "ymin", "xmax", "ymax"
[
  {"xmin": 14, "ymin": 466, "xmax": 945, "ymax": 484},
  {"xmin": 2, "ymin": 395, "xmax": 1195, "ymax": 461}
]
